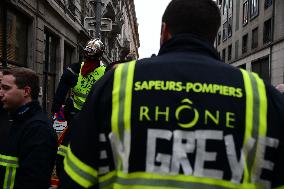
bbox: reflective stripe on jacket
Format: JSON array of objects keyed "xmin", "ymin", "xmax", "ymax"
[
  {"xmin": 0, "ymin": 154, "xmax": 18, "ymax": 189},
  {"xmin": 59, "ymin": 34, "xmax": 284, "ymax": 189}
]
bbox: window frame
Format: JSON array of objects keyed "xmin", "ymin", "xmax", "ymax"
[
  {"xmin": 222, "ymin": 48, "xmax": 226, "ymax": 62},
  {"xmin": 242, "ymin": 34, "xmax": 248, "ymax": 54},
  {"xmin": 223, "ymin": 21, "xmax": 228, "ymax": 41},
  {"xmin": 228, "ymin": 44, "xmax": 232, "ymax": 61},
  {"xmin": 243, "ymin": 1, "xmax": 249, "ymax": 26},
  {"xmin": 250, "ymin": 0, "xmax": 259, "ymax": 20},
  {"xmin": 264, "ymin": 0, "xmax": 273, "ymax": 9},
  {"xmin": 263, "ymin": 19, "xmax": 272, "ymax": 44},
  {"xmin": 228, "ymin": 16, "xmax": 233, "ymax": 38},
  {"xmin": 252, "ymin": 27, "xmax": 258, "ymax": 49},
  {"xmin": 251, "ymin": 56, "xmax": 271, "ymax": 83},
  {"xmin": 0, "ymin": 6, "xmax": 29, "ymax": 67}
]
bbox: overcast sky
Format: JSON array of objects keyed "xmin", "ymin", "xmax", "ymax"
[
  {"xmin": 134, "ymin": 0, "xmax": 171, "ymax": 59},
  {"xmin": 133, "ymin": 0, "xmax": 217, "ymax": 59}
]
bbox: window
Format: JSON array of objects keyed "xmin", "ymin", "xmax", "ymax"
[
  {"xmin": 229, "ymin": 0, "xmax": 233, "ymax": 8},
  {"xmin": 223, "ymin": 22, "xmax": 228, "ymax": 41},
  {"xmin": 250, "ymin": 0, "xmax": 259, "ymax": 19},
  {"xmin": 64, "ymin": 43, "xmax": 74, "ymax": 68},
  {"xmin": 54, "ymin": 0, "xmax": 65, "ymax": 9},
  {"xmin": 0, "ymin": 7, "xmax": 29, "ymax": 67},
  {"xmin": 217, "ymin": 31, "xmax": 221, "ymax": 46},
  {"xmin": 235, "ymin": 40, "xmax": 239, "ymax": 59},
  {"xmin": 251, "ymin": 56, "xmax": 270, "ymax": 83},
  {"xmin": 243, "ymin": 1, "xmax": 249, "ymax": 26},
  {"xmin": 263, "ymin": 19, "xmax": 272, "ymax": 44},
  {"xmin": 228, "ymin": 17, "xmax": 232, "ymax": 38},
  {"xmin": 68, "ymin": 0, "xmax": 76, "ymax": 14},
  {"xmin": 264, "ymin": 0, "xmax": 273, "ymax": 9},
  {"xmin": 242, "ymin": 34, "xmax": 248, "ymax": 54},
  {"xmin": 222, "ymin": 48, "xmax": 226, "ymax": 62},
  {"xmin": 228, "ymin": 44, "xmax": 232, "ymax": 61},
  {"xmin": 43, "ymin": 30, "xmax": 59, "ymax": 113},
  {"xmin": 252, "ymin": 27, "xmax": 258, "ymax": 49},
  {"xmin": 223, "ymin": 0, "xmax": 228, "ymax": 15}
]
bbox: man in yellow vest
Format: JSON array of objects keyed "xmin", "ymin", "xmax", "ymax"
[
  {"xmin": 72, "ymin": 39, "xmax": 106, "ymax": 111},
  {"xmin": 52, "ymin": 38, "xmax": 106, "ymax": 120},
  {"xmin": 52, "ymin": 39, "xmax": 106, "ymax": 181}
]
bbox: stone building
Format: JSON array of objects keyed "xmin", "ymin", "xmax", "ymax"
[
  {"xmin": 216, "ymin": 0, "xmax": 284, "ymax": 86},
  {"xmin": 0, "ymin": 0, "xmax": 139, "ymax": 112}
]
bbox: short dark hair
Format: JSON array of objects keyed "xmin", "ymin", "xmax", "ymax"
[
  {"xmin": 3, "ymin": 67, "xmax": 40, "ymax": 100},
  {"xmin": 162, "ymin": 0, "xmax": 221, "ymax": 43}
]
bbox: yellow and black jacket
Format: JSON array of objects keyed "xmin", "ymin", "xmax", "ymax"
[
  {"xmin": 59, "ymin": 34, "xmax": 284, "ymax": 189},
  {"xmin": 0, "ymin": 101, "xmax": 57, "ymax": 189},
  {"xmin": 72, "ymin": 63, "xmax": 105, "ymax": 111},
  {"xmin": 55, "ymin": 63, "xmax": 105, "ymax": 180}
]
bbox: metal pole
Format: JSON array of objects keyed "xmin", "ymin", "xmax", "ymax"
[{"xmin": 95, "ymin": 0, "xmax": 102, "ymax": 39}]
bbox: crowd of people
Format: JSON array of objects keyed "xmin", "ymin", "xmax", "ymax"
[{"xmin": 1, "ymin": 0, "xmax": 284, "ymax": 189}]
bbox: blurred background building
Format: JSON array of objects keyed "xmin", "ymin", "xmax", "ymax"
[
  {"xmin": 216, "ymin": 0, "xmax": 284, "ymax": 86},
  {"xmin": 0, "ymin": 0, "xmax": 140, "ymax": 113}
]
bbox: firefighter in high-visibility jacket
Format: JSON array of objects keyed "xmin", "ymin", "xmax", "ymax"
[
  {"xmin": 58, "ymin": 0, "xmax": 284, "ymax": 188},
  {"xmin": 54, "ymin": 38, "xmax": 106, "ymax": 179},
  {"xmin": 51, "ymin": 38, "xmax": 106, "ymax": 118}
]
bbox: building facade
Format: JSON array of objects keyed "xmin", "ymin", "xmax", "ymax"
[
  {"xmin": 216, "ymin": 0, "xmax": 284, "ymax": 86},
  {"xmin": 0, "ymin": 0, "xmax": 139, "ymax": 113}
]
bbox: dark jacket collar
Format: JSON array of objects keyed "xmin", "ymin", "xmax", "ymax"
[
  {"xmin": 0, "ymin": 104, "xmax": 6, "ymax": 114},
  {"xmin": 10, "ymin": 101, "xmax": 41, "ymax": 122},
  {"xmin": 158, "ymin": 33, "xmax": 220, "ymax": 60}
]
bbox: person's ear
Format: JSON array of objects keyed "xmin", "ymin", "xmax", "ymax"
[
  {"xmin": 23, "ymin": 86, "xmax": 31, "ymax": 98},
  {"xmin": 160, "ymin": 22, "xmax": 172, "ymax": 46}
]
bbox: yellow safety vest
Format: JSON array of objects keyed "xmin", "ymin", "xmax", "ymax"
[{"xmin": 72, "ymin": 62, "xmax": 105, "ymax": 110}]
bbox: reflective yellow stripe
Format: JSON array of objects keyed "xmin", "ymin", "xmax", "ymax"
[
  {"xmin": 246, "ymin": 72, "xmax": 260, "ymax": 181},
  {"xmin": 117, "ymin": 64, "xmax": 130, "ymax": 139},
  {"xmin": 0, "ymin": 154, "xmax": 19, "ymax": 169},
  {"xmin": 57, "ymin": 145, "xmax": 68, "ymax": 157},
  {"xmin": 250, "ymin": 73, "xmax": 268, "ymax": 180},
  {"xmin": 64, "ymin": 145, "xmax": 98, "ymax": 188},
  {"xmin": 112, "ymin": 61, "xmax": 136, "ymax": 139},
  {"xmin": 0, "ymin": 155, "xmax": 18, "ymax": 162},
  {"xmin": 112, "ymin": 64, "xmax": 123, "ymax": 140},
  {"xmin": 0, "ymin": 154, "xmax": 18, "ymax": 189},
  {"xmin": 3, "ymin": 166, "xmax": 17, "ymax": 189},
  {"xmin": 101, "ymin": 171, "xmax": 258, "ymax": 189},
  {"xmin": 11, "ymin": 167, "xmax": 16, "ymax": 189},
  {"xmin": 274, "ymin": 186, "xmax": 284, "ymax": 189},
  {"xmin": 124, "ymin": 61, "xmax": 135, "ymax": 132},
  {"xmin": 0, "ymin": 154, "xmax": 19, "ymax": 168},
  {"xmin": 252, "ymin": 73, "xmax": 267, "ymax": 137},
  {"xmin": 111, "ymin": 61, "xmax": 136, "ymax": 173},
  {"xmin": 240, "ymin": 69, "xmax": 253, "ymax": 183},
  {"xmin": 241, "ymin": 70, "xmax": 268, "ymax": 184},
  {"xmin": 99, "ymin": 171, "xmax": 117, "ymax": 188},
  {"xmin": 241, "ymin": 70, "xmax": 254, "ymax": 148}
]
